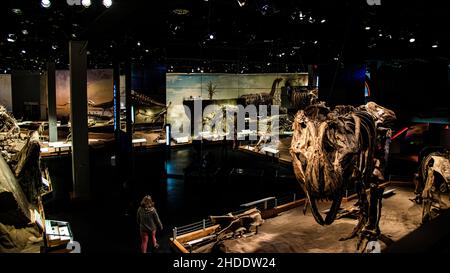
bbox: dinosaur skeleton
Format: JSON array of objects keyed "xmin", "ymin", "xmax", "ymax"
[
  {"xmin": 0, "ymin": 106, "xmax": 20, "ymax": 137},
  {"xmin": 289, "ymin": 101, "xmax": 395, "ymax": 251},
  {"xmin": 414, "ymin": 151, "xmax": 450, "ymax": 222},
  {"xmin": 206, "ymin": 208, "xmax": 264, "ymax": 252},
  {"xmin": 131, "ymin": 91, "xmax": 171, "ymax": 127},
  {"xmin": 135, "ymin": 102, "xmax": 172, "ymax": 124},
  {"xmin": 210, "ymin": 208, "xmax": 264, "ymax": 241},
  {"xmin": 0, "ymin": 106, "xmax": 22, "ymax": 162},
  {"xmin": 8, "ymin": 131, "xmax": 43, "ymax": 203},
  {"xmin": 131, "ymin": 91, "xmax": 166, "ymax": 108},
  {"xmin": 240, "ymin": 78, "xmax": 283, "ymax": 107},
  {"xmin": 291, "ymin": 88, "xmax": 318, "ymax": 110}
]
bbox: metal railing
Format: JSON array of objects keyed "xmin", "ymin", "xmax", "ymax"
[{"xmin": 172, "ymin": 193, "xmax": 299, "ymax": 241}]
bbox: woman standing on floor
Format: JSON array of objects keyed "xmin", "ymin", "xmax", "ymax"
[{"xmin": 137, "ymin": 195, "xmax": 163, "ymax": 253}]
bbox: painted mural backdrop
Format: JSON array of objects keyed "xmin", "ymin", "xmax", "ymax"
[
  {"xmin": 166, "ymin": 73, "xmax": 308, "ymax": 133},
  {"xmin": 0, "ymin": 74, "xmax": 12, "ymax": 112},
  {"xmin": 56, "ymin": 69, "xmax": 113, "ymax": 120}
]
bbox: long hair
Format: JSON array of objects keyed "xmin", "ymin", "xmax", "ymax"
[{"xmin": 140, "ymin": 195, "xmax": 154, "ymax": 210}]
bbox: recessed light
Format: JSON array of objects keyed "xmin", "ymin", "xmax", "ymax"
[
  {"xmin": 82, "ymin": 0, "xmax": 91, "ymax": 8},
  {"xmin": 320, "ymin": 19, "xmax": 326, "ymax": 23},
  {"xmin": 41, "ymin": 0, "xmax": 51, "ymax": 8},
  {"xmin": 103, "ymin": 0, "xmax": 112, "ymax": 8},
  {"xmin": 12, "ymin": 9, "xmax": 22, "ymax": 15},
  {"xmin": 237, "ymin": 0, "xmax": 246, "ymax": 7},
  {"xmin": 365, "ymin": 26, "xmax": 371, "ymax": 30},
  {"xmin": 432, "ymin": 44, "xmax": 438, "ymax": 48},
  {"xmin": 6, "ymin": 34, "xmax": 17, "ymax": 43},
  {"xmin": 409, "ymin": 38, "xmax": 415, "ymax": 43},
  {"xmin": 173, "ymin": 9, "xmax": 190, "ymax": 15}
]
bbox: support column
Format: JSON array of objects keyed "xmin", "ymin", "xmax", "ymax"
[
  {"xmin": 113, "ymin": 62, "xmax": 122, "ymax": 175},
  {"xmin": 308, "ymin": 64, "xmax": 319, "ymax": 88},
  {"xmin": 69, "ymin": 41, "xmax": 90, "ymax": 200},
  {"xmin": 113, "ymin": 63, "xmax": 121, "ymax": 136},
  {"xmin": 125, "ymin": 61, "xmax": 133, "ymax": 152},
  {"xmin": 47, "ymin": 63, "xmax": 57, "ymax": 142}
]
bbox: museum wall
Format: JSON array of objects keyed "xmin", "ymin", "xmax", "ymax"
[
  {"xmin": 166, "ymin": 73, "xmax": 308, "ymax": 134},
  {"xmin": 0, "ymin": 74, "xmax": 12, "ymax": 112},
  {"xmin": 11, "ymin": 71, "xmax": 42, "ymax": 121}
]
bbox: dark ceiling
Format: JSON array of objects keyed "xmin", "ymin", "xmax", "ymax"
[{"xmin": 0, "ymin": 0, "xmax": 448, "ymax": 73}]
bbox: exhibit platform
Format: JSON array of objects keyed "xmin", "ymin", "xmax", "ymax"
[{"xmin": 170, "ymin": 183, "xmax": 448, "ymax": 253}]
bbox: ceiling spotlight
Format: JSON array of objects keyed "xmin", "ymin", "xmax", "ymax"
[
  {"xmin": 237, "ymin": 0, "xmax": 246, "ymax": 7},
  {"xmin": 313, "ymin": 40, "xmax": 318, "ymax": 44},
  {"xmin": 145, "ymin": 49, "xmax": 149, "ymax": 53},
  {"xmin": 432, "ymin": 44, "xmax": 438, "ymax": 48},
  {"xmin": 103, "ymin": 0, "xmax": 112, "ymax": 8},
  {"xmin": 21, "ymin": 50, "xmax": 26, "ymax": 54},
  {"xmin": 378, "ymin": 33, "xmax": 383, "ymax": 37},
  {"xmin": 12, "ymin": 9, "xmax": 22, "ymax": 15},
  {"xmin": 82, "ymin": 0, "xmax": 91, "ymax": 8},
  {"xmin": 137, "ymin": 41, "xmax": 141, "ymax": 46},
  {"xmin": 6, "ymin": 34, "xmax": 17, "ymax": 43},
  {"xmin": 365, "ymin": 26, "xmax": 371, "ymax": 30},
  {"xmin": 22, "ymin": 29, "xmax": 29, "ymax": 35},
  {"xmin": 298, "ymin": 11, "xmax": 305, "ymax": 20},
  {"xmin": 41, "ymin": 0, "xmax": 51, "ymax": 8},
  {"xmin": 409, "ymin": 38, "xmax": 415, "ymax": 43},
  {"xmin": 173, "ymin": 9, "xmax": 190, "ymax": 15},
  {"xmin": 320, "ymin": 19, "xmax": 326, "ymax": 23},
  {"xmin": 209, "ymin": 34, "xmax": 215, "ymax": 40},
  {"xmin": 52, "ymin": 45, "xmax": 58, "ymax": 50}
]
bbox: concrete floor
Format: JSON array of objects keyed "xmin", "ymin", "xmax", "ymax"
[{"xmin": 221, "ymin": 187, "xmax": 425, "ymax": 253}]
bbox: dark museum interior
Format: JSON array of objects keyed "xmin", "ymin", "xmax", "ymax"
[{"xmin": 0, "ymin": 0, "xmax": 449, "ymax": 256}]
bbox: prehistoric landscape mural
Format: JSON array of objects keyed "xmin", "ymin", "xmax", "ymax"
[
  {"xmin": 166, "ymin": 73, "xmax": 309, "ymax": 135},
  {"xmin": 56, "ymin": 69, "xmax": 113, "ymax": 121}
]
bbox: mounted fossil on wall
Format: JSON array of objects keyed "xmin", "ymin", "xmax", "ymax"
[{"xmin": 290, "ymin": 101, "xmax": 396, "ymax": 251}]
